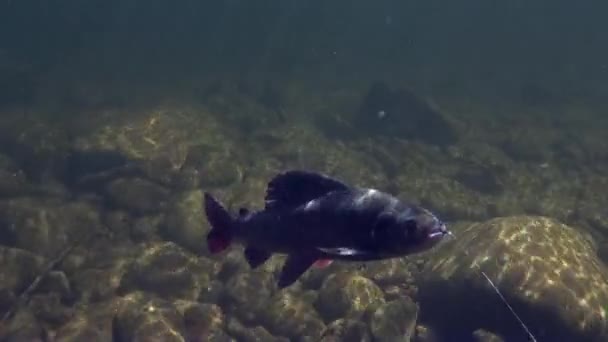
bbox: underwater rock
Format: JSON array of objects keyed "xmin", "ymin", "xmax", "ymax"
[
  {"xmin": 575, "ymin": 175, "xmax": 608, "ymax": 235},
  {"xmin": 368, "ymin": 297, "xmax": 419, "ymax": 342},
  {"xmin": 394, "ymin": 174, "xmax": 489, "ymax": 221},
  {"xmin": 222, "ymin": 269, "xmax": 276, "ymax": 324},
  {"xmin": 359, "ymin": 258, "xmax": 415, "ymax": 289},
  {"xmin": 0, "ymin": 155, "xmax": 30, "ymax": 198},
  {"xmin": 60, "ymin": 236, "xmax": 142, "ymax": 276},
  {"xmin": 0, "ymin": 246, "xmax": 45, "ymax": 297},
  {"xmin": 500, "ymin": 128, "xmax": 554, "ymax": 163},
  {"xmin": 0, "ymin": 197, "xmax": 102, "ymax": 257},
  {"xmin": 71, "ymin": 108, "xmax": 214, "ymax": 172},
  {"xmin": 104, "ymin": 177, "xmax": 170, "ymax": 215},
  {"xmin": 118, "ymin": 242, "xmax": 213, "ymax": 301},
  {"xmin": 0, "ymin": 307, "xmax": 47, "ymax": 341},
  {"xmin": 28, "ymin": 292, "xmax": 74, "ymax": 326},
  {"xmin": 34, "ymin": 270, "xmax": 72, "ymax": 303},
  {"xmin": 61, "ymin": 148, "xmax": 135, "ymax": 190},
  {"xmin": 199, "ymin": 280, "xmax": 224, "ymax": 305},
  {"xmin": 161, "ymin": 190, "xmax": 211, "ymax": 255},
  {"xmin": 182, "ymin": 144, "xmax": 240, "ymax": 188},
  {"xmin": 174, "ymin": 300, "xmax": 226, "ymax": 341},
  {"xmin": 102, "ymin": 210, "xmax": 133, "ymax": 237},
  {"xmin": 113, "ymin": 291, "xmax": 186, "ymax": 342},
  {"xmin": 315, "ymin": 271, "xmax": 385, "ymax": 322},
  {"xmin": 453, "ymin": 163, "xmax": 505, "ymax": 195},
  {"xmin": 418, "ymin": 216, "xmax": 608, "ymax": 342},
  {"xmin": 0, "ymin": 125, "xmax": 67, "ymax": 184},
  {"xmin": 215, "ymin": 249, "xmax": 249, "ymax": 283},
  {"xmin": 131, "ymin": 214, "xmax": 164, "ymax": 242},
  {"xmin": 352, "ymin": 82, "xmax": 457, "ymax": 146},
  {"xmin": 319, "ymin": 318, "xmax": 372, "ymax": 342},
  {"xmin": 138, "ymin": 148, "xmax": 189, "ymax": 187},
  {"xmin": 226, "ymin": 317, "xmax": 288, "ymax": 342},
  {"xmin": 71, "ymin": 268, "xmax": 123, "ymax": 303},
  {"xmin": 472, "ymin": 329, "xmax": 505, "ymax": 342},
  {"xmin": 257, "ymin": 81, "xmax": 286, "ymax": 118},
  {"xmin": 598, "ymin": 243, "xmax": 608, "ymax": 266},
  {"xmin": 262, "ymin": 291, "xmax": 325, "ymax": 340},
  {"xmin": 53, "ymin": 299, "xmax": 120, "ymax": 341},
  {"xmin": 172, "ymin": 166, "xmax": 202, "ymax": 191},
  {"xmin": 413, "ymin": 324, "xmax": 440, "ymax": 342},
  {"xmin": 242, "ymin": 123, "xmax": 390, "ymax": 192}
]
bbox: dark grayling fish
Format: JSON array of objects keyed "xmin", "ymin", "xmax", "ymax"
[{"xmin": 204, "ymin": 170, "xmax": 451, "ymax": 288}]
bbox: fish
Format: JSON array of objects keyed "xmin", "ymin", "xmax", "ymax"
[{"xmin": 204, "ymin": 170, "xmax": 451, "ymax": 288}]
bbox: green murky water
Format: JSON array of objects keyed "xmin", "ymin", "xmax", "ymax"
[{"xmin": 1, "ymin": 1, "xmax": 607, "ymax": 341}]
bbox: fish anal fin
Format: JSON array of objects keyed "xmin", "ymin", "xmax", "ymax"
[
  {"xmin": 204, "ymin": 193, "xmax": 233, "ymax": 254},
  {"xmin": 265, "ymin": 170, "xmax": 349, "ymax": 210},
  {"xmin": 277, "ymin": 253, "xmax": 317, "ymax": 288},
  {"xmin": 244, "ymin": 247, "xmax": 272, "ymax": 269}
]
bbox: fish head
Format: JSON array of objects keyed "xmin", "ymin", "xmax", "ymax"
[{"xmin": 376, "ymin": 207, "xmax": 450, "ymax": 255}]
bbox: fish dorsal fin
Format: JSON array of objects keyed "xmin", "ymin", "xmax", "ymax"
[{"xmin": 265, "ymin": 170, "xmax": 349, "ymax": 210}]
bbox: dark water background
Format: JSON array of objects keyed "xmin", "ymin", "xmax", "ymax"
[{"xmin": 1, "ymin": 1, "xmax": 608, "ymax": 341}]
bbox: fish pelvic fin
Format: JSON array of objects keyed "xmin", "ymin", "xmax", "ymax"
[
  {"xmin": 244, "ymin": 247, "xmax": 272, "ymax": 269},
  {"xmin": 277, "ymin": 253, "xmax": 318, "ymax": 288},
  {"xmin": 204, "ymin": 192, "xmax": 234, "ymax": 254}
]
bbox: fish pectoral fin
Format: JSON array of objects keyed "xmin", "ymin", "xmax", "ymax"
[
  {"xmin": 313, "ymin": 259, "xmax": 333, "ymax": 268},
  {"xmin": 318, "ymin": 247, "xmax": 369, "ymax": 256},
  {"xmin": 264, "ymin": 170, "xmax": 350, "ymax": 210},
  {"xmin": 277, "ymin": 253, "xmax": 317, "ymax": 288},
  {"xmin": 244, "ymin": 247, "xmax": 272, "ymax": 269}
]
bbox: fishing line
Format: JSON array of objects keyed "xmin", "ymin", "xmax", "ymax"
[
  {"xmin": 455, "ymin": 232, "xmax": 537, "ymax": 342},
  {"xmin": 480, "ymin": 270, "xmax": 538, "ymax": 342}
]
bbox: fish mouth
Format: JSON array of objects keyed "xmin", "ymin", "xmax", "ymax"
[{"xmin": 428, "ymin": 222, "xmax": 452, "ymax": 239}]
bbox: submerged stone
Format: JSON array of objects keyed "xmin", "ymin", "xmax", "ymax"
[
  {"xmin": 0, "ymin": 198, "xmax": 103, "ymax": 257},
  {"xmin": 118, "ymin": 242, "xmax": 212, "ymax": 301},
  {"xmin": 223, "ymin": 269, "xmax": 275, "ymax": 324},
  {"xmin": 262, "ymin": 291, "xmax": 325, "ymax": 340},
  {"xmin": 472, "ymin": 329, "xmax": 505, "ymax": 342},
  {"xmin": 53, "ymin": 299, "xmax": 121, "ymax": 342},
  {"xmin": 315, "ymin": 271, "xmax": 385, "ymax": 322},
  {"xmin": 226, "ymin": 317, "xmax": 288, "ymax": 342},
  {"xmin": 174, "ymin": 300, "xmax": 226, "ymax": 341},
  {"xmin": 319, "ymin": 318, "xmax": 372, "ymax": 342},
  {"xmin": 419, "ymin": 216, "xmax": 608, "ymax": 342},
  {"xmin": 352, "ymin": 82, "xmax": 457, "ymax": 146},
  {"xmin": 0, "ymin": 246, "xmax": 45, "ymax": 296},
  {"xmin": 161, "ymin": 190, "xmax": 211, "ymax": 255},
  {"xmin": 113, "ymin": 292, "xmax": 185, "ymax": 342},
  {"xmin": 368, "ymin": 297, "xmax": 419, "ymax": 342},
  {"xmin": 104, "ymin": 178, "xmax": 170, "ymax": 215}
]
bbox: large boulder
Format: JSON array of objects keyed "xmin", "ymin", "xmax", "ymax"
[{"xmin": 418, "ymin": 216, "xmax": 608, "ymax": 342}]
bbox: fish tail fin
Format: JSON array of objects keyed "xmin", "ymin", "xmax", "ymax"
[{"xmin": 204, "ymin": 192, "xmax": 234, "ymax": 254}]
